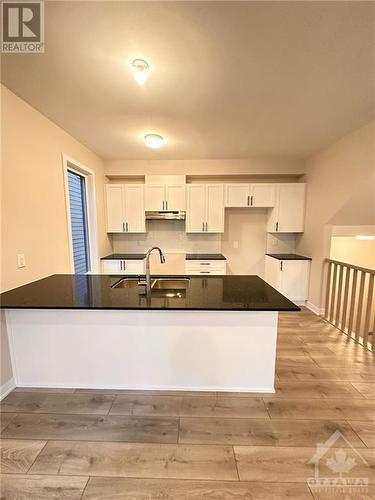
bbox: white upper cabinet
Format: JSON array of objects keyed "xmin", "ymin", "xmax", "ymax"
[
  {"xmin": 186, "ymin": 184, "xmax": 224, "ymax": 233},
  {"xmin": 225, "ymin": 184, "xmax": 250, "ymax": 207},
  {"xmin": 225, "ymin": 183, "xmax": 275, "ymax": 207},
  {"xmin": 186, "ymin": 184, "xmax": 206, "ymax": 232},
  {"xmin": 267, "ymin": 183, "xmax": 306, "ymax": 233},
  {"xmin": 165, "ymin": 184, "xmax": 186, "ymax": 211},
  {"xmin": 105, "ymin": 184, "xmax": 145, "ymax": 233},
  {"xmin": 251, "ymin": 184, "xmax": 275, "ymax": 207},
  {"xmin": 106, "ymin": 184, "xmax": 124, "ymax": 232},
  {"xmin": 145, "ymin": 184, "xmax": 165, "ymax": 211},
  {"xmin": 206, "ymin": 184, "xmax": 225, "ymax": 232},
  {"xmin": 145, "ymin": 175, "xmax": 186, "ymax": 211}
]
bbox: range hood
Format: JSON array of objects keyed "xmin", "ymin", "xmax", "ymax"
[{"xmin": 145, "ymin": 211, "xmax": 186, "ymax": 220}]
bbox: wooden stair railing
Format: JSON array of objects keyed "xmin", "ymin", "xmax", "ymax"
[{"xmin": 324, "ymin": 259, "xmax": 375, "ymax": 352}]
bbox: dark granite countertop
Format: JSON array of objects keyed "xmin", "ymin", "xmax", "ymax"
[
  {"xmin": 185, "ymin": 253, "xmax": 226, "ymax": 260},
  {"xmin": 101, "ymin": 254, "xmax": 146, "ymax": 260},
  {"xmin": 0, "ymin": 274, "xmax": 300, "ymax": 312},
  {"xmin": 266, "ymin": 253, "xmax": 312, "ymax": 261}
]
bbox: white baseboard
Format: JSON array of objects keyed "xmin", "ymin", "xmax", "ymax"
[
  {"xmin": 306, "ymin": 301, "xmax": 325, "ymax": 316},
  {"xmin": 9, "ymin": 382, "xmax": 276, "ymax": 393},
  {"xmin": 0, "ymin": 377, "xmax": 16, "ymax": 400}
]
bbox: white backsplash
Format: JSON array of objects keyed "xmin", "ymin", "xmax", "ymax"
[
  {"xmin": 112, "ymin": 220, "xmax": 221, "ymax": 254},
  {"xmin": 266, "ymin": 233, "xmax": 297, "ymax": 254}
]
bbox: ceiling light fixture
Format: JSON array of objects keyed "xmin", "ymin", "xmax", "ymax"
[
  {"xmin": 355, "ymin": 235, "xmax": 375, "ymax": 240},
  {"xmin": 132, "ymin": 58, "xmax": 149, "ymax": 85},
  {"xmin": 144, "ymin": 133, "xmax": 165, "ymax": 149}
]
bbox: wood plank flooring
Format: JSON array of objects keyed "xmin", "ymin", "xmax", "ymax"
[{"xmin": 1, "ymin": 308, "xmax": 374, "ymax": 499}]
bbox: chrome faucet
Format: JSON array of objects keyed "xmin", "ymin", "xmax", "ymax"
[{"xmin": 139, "ymin": 246, "xmax": 166, "ymax": 295}]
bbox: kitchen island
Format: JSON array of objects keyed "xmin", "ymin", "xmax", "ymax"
[{"xmin": 1, "ymin": 274, "xmax": 299, "ymax": 393}]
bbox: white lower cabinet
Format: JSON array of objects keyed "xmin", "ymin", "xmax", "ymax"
[
  {"xmin": 264, "ymin": 256, "xmax": 310, "ymax": 302},
  {"xmin": 185, "ymin": 260, "xmax": 227, "ymax": 275},
  {"xmin": 102, "ymin": 259, "xmax": 145, "ymax": 275}
]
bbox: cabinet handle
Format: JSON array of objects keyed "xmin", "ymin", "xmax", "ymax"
[
  {"xmin": 123, "ymin": 261, "xmax": 126, "ymax": 271},
  {"xmin": 251, "ymin": 195, "xmax": 254, "ymax": 206},
  {"xmin": 247, "ymin": 195, "xmax": 250, "ymax": 206},
  {"xmin": 162, "ymin": 200, "xmax": 165, "ymax": 210},
  {"xmin": 126, "ymin": 222, "xmax": 128, "ymax": 232},
  {"xmin": 123, "ymin": 222, "xmax": 125, "ymax": 232},
  {"xmin": 202, "ymin": 222, "xmax": 204, "ymax": 232},
  {"xmin": 200, "ymin": 263, "xmax": 210, "ymax": 266},
  {"xmin": 200, "ymin": 271, "xmax": 210, "ymax": 274},
  {"xmin": 275, "ymin": 222, "xmax": 279, "ymax": 232},
  {"xmin": 280, "ymin": 262, "xmax": 283, "ymax": 271},
  {"xmin": 205, "ymin": 222, "xmax": 208, "ymax": 232},
  {"xmin": 165, "ymin": 200, "xmax": 168, "ymax": 210},
  {"xmin": 120, "ymin": 261, "xmax": 123, "ymax": 271}
]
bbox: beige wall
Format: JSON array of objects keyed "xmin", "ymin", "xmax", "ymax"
[
  {"xmin": 296, "ymin": 121, "xmax": 375, "ymax": 309},
  {"xmin": 330, "ymin": 237, "xmax": 375, "ymax": 269},
  {"xmin": 1, "ymin": 85, "xmax": 111, "ymax": 389},
  {"xmin": 1, "ymin": 85, "xmax": 111, "ymax": 292}
]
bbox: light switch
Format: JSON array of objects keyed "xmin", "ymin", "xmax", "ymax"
[
  {"xmin": 17, "ymin": 253, "xmax": 26, "ymax": 268},
  {"xmin": 233, "ymin": 240, "xmax": 239, "ymax": 249}
]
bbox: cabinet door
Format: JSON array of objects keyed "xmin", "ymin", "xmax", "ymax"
[
  {"xmin": 206, "ymin": 184, "xmax": 224, "ymax": 232},
  {"xmin": 166, "ymin": 184, "xmax": 186, "ymax": 211},
  {"xmin": 264, "ymin": 256, "xmax": 281, "ymax": 289},
  {"xmin": 279, "ymin": 260, "xmax": 310, "ymax": 301},
  {"xmin": 101, "ymin": 260, "xmax": 122, "ymax": 274},
  {"xmin": 105, "ymin": 185, "xmax": 124, "ymax": 232},
  {"xmin": 225, "ymin": 184, "xmax": 250, "ymax": 207},
  {"xmin": 186, "ymin": 185, "xmax": 206, "ymax": 232},
  {"xmin": 123, "ymin": 260, "xmax": 145, "ymax": 275},
  {"xmin": 145, "ymin": 184, "xmax": 165, "ymax": 211},
  {"xmin": 251, "ymin": 184, "xmax": 275, "ymax": 207},
  {"xmin": 123, "ymin": 185, "xmax": 145, "ymax": 233},
  {"xmin": 277, "ymin": 184, "xmax": 305, "ymax": 232}
]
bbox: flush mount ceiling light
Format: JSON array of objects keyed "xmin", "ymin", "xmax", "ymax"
[
  {"xmin": 144, "ymin": 133, "xmax": 165, "ymax": 149},
  {"xmin": 132, "ymin": 58, "xmax": 149, "ymax": 85}
]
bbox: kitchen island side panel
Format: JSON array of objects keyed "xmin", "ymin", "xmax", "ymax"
[{"xmin": 6, "ymin": 309, "xmax": 278, "ymax": 392}]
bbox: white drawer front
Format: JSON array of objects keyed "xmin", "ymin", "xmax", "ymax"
[
  {"xmin": 187, "ymin": 269, "xmax": 225, "ymax": 275},
  {"xmin": 185, "ymin": 260, "xmax": 226, "ymax": 275}
]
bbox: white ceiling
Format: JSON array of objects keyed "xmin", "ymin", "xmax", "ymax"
[{"xmin": 2, "ymin": 1, "xmax": 374, "ymax": 160}]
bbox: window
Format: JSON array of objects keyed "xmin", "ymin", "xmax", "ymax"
[{"xmin": 67, "ymin": 169, "xmax": 91, "ymax": 274}]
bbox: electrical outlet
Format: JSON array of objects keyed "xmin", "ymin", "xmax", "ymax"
[
  {"xmin": 17, "ymin": 253, "xmax": 26, "ymax": 268},
  {"xmin": 233, "ymin": 240, "xmax": 239, "ymax": 249}
]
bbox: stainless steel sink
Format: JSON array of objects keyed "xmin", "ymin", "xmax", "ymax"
[
  {"xmin": 111, "ymin": 277, "xmax": 190, "ymax": 292},
  {"xmin": 152, "ymin": 278, "xmax": 190, "ymax": 290},
  {"xmin": 111, "ymin": 277, "xmax": 140, "ymax": 289}
]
